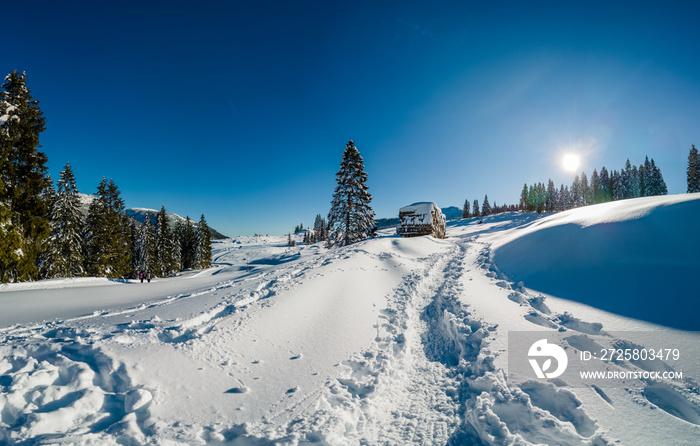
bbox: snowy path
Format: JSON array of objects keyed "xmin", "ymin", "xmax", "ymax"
[{"xmin": 331, "ymin": 244, "xmax": 467, "ymax": 445}]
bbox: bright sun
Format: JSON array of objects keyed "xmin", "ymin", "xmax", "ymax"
[{"xmin": 562, "ymin": 153, "xmax": 580, "ymax": 172}]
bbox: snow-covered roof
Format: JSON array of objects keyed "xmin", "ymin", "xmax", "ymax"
[{"xmin": 399, "ymin": 202, "xmax": 440, "ymax": 215}]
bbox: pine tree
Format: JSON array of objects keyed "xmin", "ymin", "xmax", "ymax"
[
  {"xmin": 590, "ymin": 169, "xmax": 600, "ymax": 204},
  {"xmin": 620, "ymin": 160, "xmax": 633, "ymax": 199},
  {"xmin": 43, "ymin": 174, "xmax": 56, "ymax": 210},
  {"xmin": 462, "ymin": 199, "xmax": 470, "ymax": 218},
  {"xmin": 180, "ymin": 217, "xmax": 197, "ymax": 269},
  {"xmin": 630, "ymin": 163, "xmax": 642, "ymax": 198},
  {"xmin": 0, "ymin": 71, "xmax": 50, "ymax": 281},
  {"xmin": 599, "ymin": 167, "xmax": 612, "ymax": 203},
  {"xmin": 472, "ymin": 199, "xmax": 480, "ymax": 218},
  {"xmin": 520, "ymin": 184, "xmax": 528, "ymax": 211},
  {"xmin": 688, "ymin": 144, "xmax": 700, "ymax": 193},
  {"xmin": 130, "ymin": 218, "xmax": 140, "ymax": 276},
  {"xmin": 195, "ymin": 214, "xmax": 212, "ymax": 269},
  {"xmin": 580, "ymin": 172, "xmax": 591, "ymax": 205},
  {"xmin": 327, "ymin": 141, "xmax": 375, "ymax": 247},
  {"xmin": 83, "ymin": 179, "xmax": 110, "ymax": 276},
  {"xmin": 571, "ymin": 175, "xmax": 583, "ymax": 208},
  {"xmin": 83, "ymin": 178, "xmax": 131, "ymax": 278},
  {"xmin": 155, "ymin": 206, "xmax": 178, "ymax": 276},
  {"xmin": 545, "ymin": 180, "xmax": 556, "ymax": 212},
  {"xmin": 135, "ymin": 211, "xmax": 157, "ymax": 275},
  {"xmin": 41, "ymin": 162, "xmax": 84, "ymax": 278},
  {"xmin": 557, "ymin": 184, "xmax": 568, "ymax": 211},
  {"xmin": 640, "ymin": 156, "xmax": 651, "ymax": 197},
  {"xmin": 611, "ymin": 169, "xmax": 623, "ymax": 200},
  {"xmin": 536, "ymin": 183, "xmax": 546, "ymax": 213},
  {"xmin": 0, "ymin": 202, "xmax": 22, "ymax": 282},
  {"xmin": 110, "ymin": 182, "xmax": 132, "ymax": 277},
  {"xmin": 647, "ymin": 159, "xmax": 668, "ymax": 196},
  {"xmin": 481, "ymin": 195, "xmax": 491, "ymax": 216},
  {"xmin": 313, "ymin": 214, "xmax": 327, "ymax": 242}
]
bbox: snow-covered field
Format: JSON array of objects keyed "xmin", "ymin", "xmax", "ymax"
[{"xmin": 1, "ymin": 194, "xmax": 699, "ymax": 445}]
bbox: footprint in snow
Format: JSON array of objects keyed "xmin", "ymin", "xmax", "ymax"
[
  {"xmin": 290, "ymin": 354, "xmax": 302, "ymax": 360},
  {"xmin": 286, "ymin": 386, "xmax": 298, "ymax": 394},
  {"xmin": 225, "ymin": 386, "xmax": 249, "ymax": 394}
]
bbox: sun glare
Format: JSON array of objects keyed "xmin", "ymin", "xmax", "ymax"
[{"xmin": 562, "ymin": 153, "xmax": 580, "ymax": 172}]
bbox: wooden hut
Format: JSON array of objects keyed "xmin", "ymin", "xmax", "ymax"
[{"xmin": 396, "ymin": 202, "xmax": 446, "ymax": 239}]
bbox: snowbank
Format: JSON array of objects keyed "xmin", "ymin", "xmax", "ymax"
[{"xmin": 493, "ymin": 194, "xmax": 700, "ymax": 330}]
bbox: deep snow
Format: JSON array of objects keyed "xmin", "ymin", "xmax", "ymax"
[{"xmin": 1, "ymin": 194, "xmax": 699, "ymax": 445}]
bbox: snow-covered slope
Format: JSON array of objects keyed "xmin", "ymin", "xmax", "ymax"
[
  {"xmin": 1, "ymin": 195, "xmax": 698, "ymax": 445},
  {"xmin": 491, "ymin": 193, "xmax": 700, "ymax": 330}
]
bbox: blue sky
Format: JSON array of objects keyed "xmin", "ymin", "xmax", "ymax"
[{"xmin": 4, "ymin": 0, "xmax": 700, "ymax": 236}]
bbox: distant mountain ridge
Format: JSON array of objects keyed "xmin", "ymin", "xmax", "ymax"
[
  {"xmin": 126, "ymin": 208, "xmax": 227, "ymax": 240},
  {"xmin": 77, "ymin": 193, "xmax": 227, "ymax": 240},
  {"xmin": 440, "ymin": 206, "xmax": 462, "ymax": 220}
]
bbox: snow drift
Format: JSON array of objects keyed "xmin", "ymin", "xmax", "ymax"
[{"xmin": 492, "ymin": 194, "xmax": 700, "ymax": 330}]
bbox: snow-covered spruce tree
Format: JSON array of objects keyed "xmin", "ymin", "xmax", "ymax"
[
  {"xmin": 327, "ymin": 140, "xmax": 375, "ymax": 247},
  {"xmin": 557, "ymin": 184, "xmax": 568, "ymax": 211},
  {"xmin": 43, "ymin": 173, "xmax": 56, "ymax": 210},
  {"xmin": 0, "ymin": 198, "xmax": 23, "ymax": 282},
  {"xmin": 481, "ymin": 195, "xmax": 491, "ymax": 216},
  {"xmin": 180, "ymin": 216, "xmax": 197, "ymax": 269},
  {"xmin": 630, "ymin": 164, "xmax": 641, "ymax": 198},
  {"xmin": 623, "ymin": 163, "xmax": 633, "ymax": 199},
  {"xmin": 41, "ymin": 163, "xmax": 84, "ymax": 278},
  {"xmin": 83, "ymin": 178, "xmax": 131, "ymax": 278},
  {"xmin": 688, "ymin": 144, "xmax": 700, "ymax": 193},
  {"xmin": 520, "ymin": 184, "xmax": 528, "ymax": 210},
  {"xmin": 135, "ymin": 211, "xmax": 157, "ymax": 275},
  {"xmin": 545, "ymin": 180, "xmax": 557, "ymax": 212},
  {"xmin": 598, "ymin": 166, "xmax": 612, "ymax": 203},
  {"xmin": 83, "ymin": 179, "xmax": 109, "ymax": 276},
  {"xmin": 609, "ymin": 171, "xmax": 618, "ymax": 201},
  {"xmin": 155, "ymin": 206, "xmax": 178, "ymax": 276},
  {"xmin": 570, "ymin": 175, "xmax": 583, "ymax": 208},
  {"xmin": 195, "ymin": 214, "xmax": 212, "ymax": 269},
  {"xmin": 129, "ymin": 218, "xmax": 140, "ymax": 275},
  {"xmin": 590, "ymin": 169, "xmax": 600, "ymax": 204},
  {"xmin": 640, "ymin": 156, "xmax": 651, "ymax": 197},
  {"xmin": 172, "ymin": 224, "xmax": 182, "ymax": 273},
  {"xmin": 0, "ymin": 71, "xmax": 50, "ymax": 281},
  {"xmin": 580, "ymin": 171, "xmax": 591, "ymax": 205},
  {"xmin": 535, "ymin": 183, "xmax": 546, "ymax": 213},
  {"xmin": 313, "ymin": 214, "xmax": 328, "ymax": 242},
  {"xmin": 646, "ymin": 159, "xmax": 668, "ymax": 196}
]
